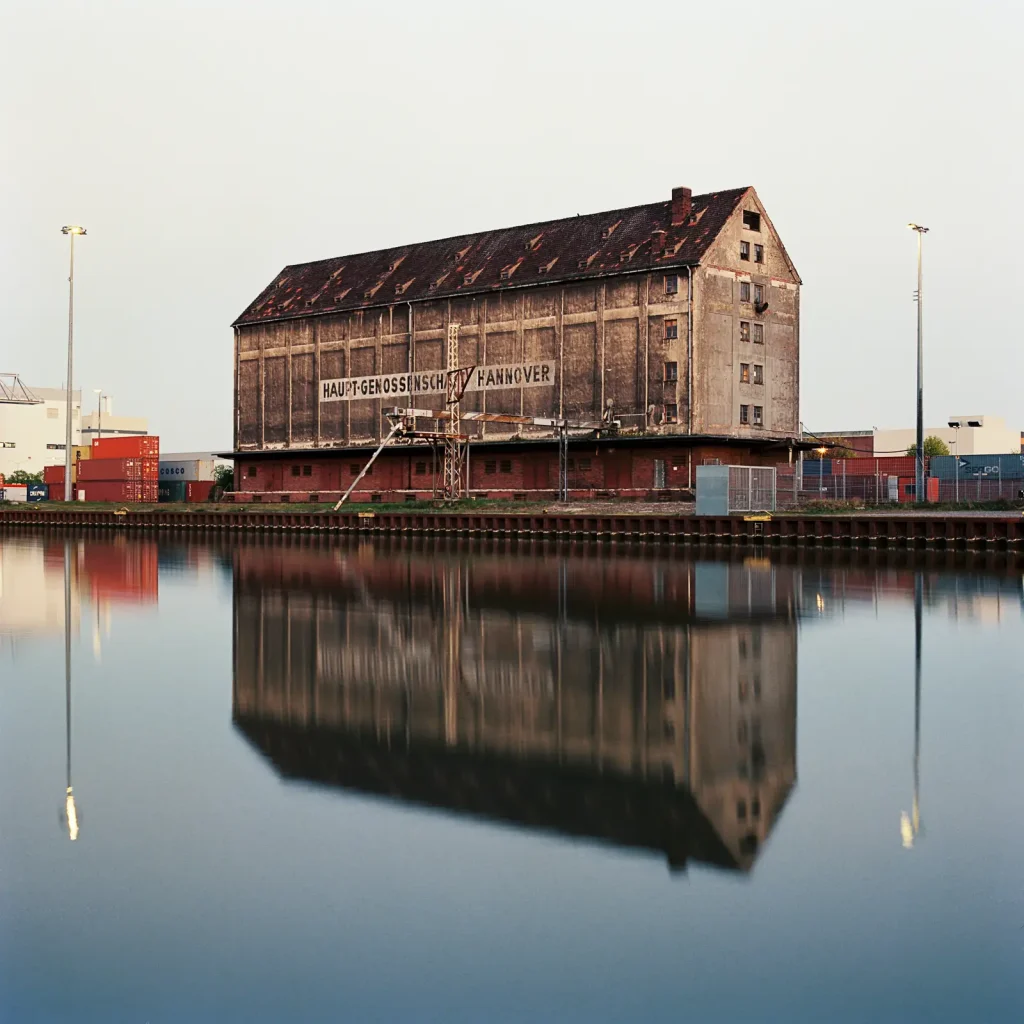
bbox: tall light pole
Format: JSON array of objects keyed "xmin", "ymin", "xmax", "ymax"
[
  {"xmin": 93, "ymin": 388, "xmax": 103, "ymax": 441},
  {"xmin": 61, "ymin": 225, "xmax": 86, "ymax": 501},
  {"xmin": 948, "ymin": 420, "xmax": 961, "ymax": 503},
  {"xmin": 908, "ymin": 224, "xmax": 929, "ymax": 503}
]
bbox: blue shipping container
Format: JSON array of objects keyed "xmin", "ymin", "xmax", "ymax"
[
  {"xmin": 930, "ymin": 454, "xmax": 1023, "ymax": 481},
  {"xmin": 802, "ymin": 459, "xmax": 832, "ymax": 477},
  {"xmin": 27, "ymin": 483, "xmax": 49, "ymax": 501}
]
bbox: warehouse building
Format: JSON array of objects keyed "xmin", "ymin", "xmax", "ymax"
[{"xmin": 229, "ymin": 183, "xmax": 802, "ymax": 500}]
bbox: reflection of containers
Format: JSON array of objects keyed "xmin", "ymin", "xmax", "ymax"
[
  {"xmin": 27, "ymin": 483, "xmax": 49, "ymax": 501},
  {"xmin": 159, "ymin": 480, "xmax": 187, "ymax": 502},
  {"xmin": 0, "ymin": 485, "xmax": 28, "ymax": 502},
  {"xmin": 92, "ymin": 436, "xmax": 159, "ymax": 459},
  {"xmin": 186, "ymin": 480, "xmax": 214, "ymax": 502},
  {"xmin": 160, "ymin": 459, "xmax": 216, "ymax": 481}
]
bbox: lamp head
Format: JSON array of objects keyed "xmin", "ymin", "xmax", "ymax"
[
  {"xmin": 61, "ymin": 225, "xmax": 87, "ymax": 236},
  {"xmin": 907, "ymin": 223, "xmax": 929, "ymax": 233},
  {"xmin": 948, "ymin": 421, "xmax": 961, "ymax": 429}
]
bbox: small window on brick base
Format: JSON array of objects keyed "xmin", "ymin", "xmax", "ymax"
[
  {"xmin": 415, "ymin": 461, "xmax": 427, "ymax": 475},
  {"xmin": 247, "ymin": 466, "xmax": 257, "ymax": 478},
  {"xmin": 485, "ymin": 460, "xmax": 497, "ymax": 475},
  {"xmin": 291, "ymin": 465, "xmax": 301, "ymax": 477},
  {"xmin": 665, "ymin": 403, "xmax": 678, "ymax": 423},
  {"xmin": 499, "ymin": 459, "xmax": 513, "ymax": 474},
  {"xmin": 302, "ymin": 465, "xmax": 312, "ymax": 476},
  {"xmin": 578, "ymin": 457, "xmax": 591, "ymax": 471}
]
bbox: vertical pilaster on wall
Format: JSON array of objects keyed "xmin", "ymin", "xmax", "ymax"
[
  {"xmin": 345, "ymin": 321, "xmax": 352, "ymax": 444},
  {"xmin": 556, "ymin": 289, "xmax": 564, "ymax": 418},
  {"xmin": 517, "ymin": 293, "xmax": 525, "ymax": 416},
  {"xmin": 259, "ymin": 326, "xmax": 266, "ymax": 448},
  {"xmin": 408, "ymin": 302, "xmax": 415, "ymax": 435},
  {"xmin": 638, "ymin": 275, "xmax": 649, "ymax": 413},
  {"xmin": 597, "ymin": 282, "xmax": 606, "ymax": 415},
  {"xmin": 375, "ymin": 311, "xmax": 383, "ymax": 442},
  {"xmin": 480, "ymin": 297, "xmax": 488, "ymax": 437},
  {"xmin": 286, "ymin": 325, "xmax": 294, "ymax": 448},
  {"xmin": 314, "ymin": 320, "xmax": 321, "ymax": 447}
]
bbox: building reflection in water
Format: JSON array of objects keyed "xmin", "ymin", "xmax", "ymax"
[{"xmin": 232, "ymin": 543, "xmax": 799, "ymax": 875}]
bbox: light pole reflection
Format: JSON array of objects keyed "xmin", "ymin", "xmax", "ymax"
[
  {"xmin": 61, "ymin": 539, "xmax": 79, "ymax": 841},
  {"xmin": 901, "ymin": 573, "xmax": 922, "ymax": 849}
]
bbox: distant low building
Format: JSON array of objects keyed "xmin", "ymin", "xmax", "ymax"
[
  {"xmin": 80, "ymin": 396, "xmax": 147, "ymax": 444},
  {"xmin": 873, "ymin": 415, "xmax": 1019, "ymax": 457}
]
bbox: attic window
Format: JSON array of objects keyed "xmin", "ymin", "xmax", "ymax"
[
  {"xmin": 577, "ymin": 252, "xmax": 598, "ymax": 269},
  {"xmin": 394, "ymin": 279, "xmax": 414, "ymax": 295},
  {"xmin": 499, "ymin": 258, "xmax": 524, "ymax": 281},
  {"xmin": 524, "ymin": 233, "xmax": 543, "ymax": 251},
  {"xmin": 462, "ymin": 269, "xmax": 482, "ymax": 286},
  {"xmin": 601, "ymin": 220, "xmax": 622, "ymax": 240},
  {"xmin": 538, "ymin": 258, "xmax": 558, "ymax": 275},
  {"xmin": 389, "ymin": 256, "xmax": 405, "ymax": 272},
  {"xmin": 743, "ymin": 211, "xmax": 761, "ymax": 232}
]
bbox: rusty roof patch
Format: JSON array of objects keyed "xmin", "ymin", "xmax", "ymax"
[{"xmin": 234, "ymin": 187, "xmax": 750, "ymax": 326}]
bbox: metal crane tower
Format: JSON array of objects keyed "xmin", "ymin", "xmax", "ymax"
[{"xmin": 442, "ymin": 323, "xmax": 472, "ymax": 502}]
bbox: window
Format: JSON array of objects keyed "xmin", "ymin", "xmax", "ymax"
[
  {"xmin": 754, "ymin": 243, "xmax": 764, "ymax": 263},
  {"xmin": 485, "ymin": 460, "xmax": 497, "ymax": 475},
  {"xmin": 665, "ymin": 403, "xmax": 678, "ymax": 423},
  {"xmin": 740, "ymin": 321, "xmax": 751, "ymax": 343},
  {"xmin": 739, "ymin": 281, "xmax": 751, "ymax": 302},
  {"xmin": 291, "ymin": 465, "xmax": 301, "ymax": 477},
  {"xmin": 500, "ymin": 459, "xmax": 512, "ymax": 473},
  {"xmin": 739, "ymin": 404, "xmax": 750, "ymax": 424},
  {"xmin": 46, "ymin": 443, "xmax": 65, "ymax": 450},
  {"xmin": 740, "ymin": 363, "xmax": 750, "ymax": 384},
  {"xmin": 752, "ymin": 364, "xmax": 764, "ymax": 385},
  {"xmin": 665, "ymin": 274, "xmax": 678, "ymax": 294},
  {"xmin": 751, "ymin": 798, "xmax": 761, "ymax": 819},
  {"xmin": 740, "ymin": 240, "xmax": 750, "ymax": 261},
  {"xmin": 302, "ymin": 465, "xmax": 312, "ymax": 476},
  {"xmin": 414, "ymin": 461, "xmax": 427, "ymax": 475},
  {"xmin": 737, "ymin": 800, "xmax": 748, "ymax": 821},
  {"xmin": 753, "ymin": 283, "xmax": 764, "ymax": 305},
  {"xmin": 47, "ymin": 408, "xmax": 58, "ymax": 419},
  {"xmin": 742, "ymin": 210, "xmax": 761, "ymax": 231},
  {"xmin": 350, "ymin": 464, "xmax": 360, "ymax": 475},
  {"xmin": 578, "ymin": 457, "xmax": 592, "ymax": 471},
  {"xmin": 753, "ymin": 405, "xmax": 763, "ymax": 426},
  {"xmin": 664, "ymin": 318, "xmax": 678, "ymax": 340},
  {"xmin": 247, "ymin": 466, "xmax": 257, "ymax": 478},
  {"xmin": 665, "ymin": 361, "xmax": 678, "ymax": 382},
  {"xmin": 752, "ymin": 323, "xmax": 764, "ymax": 344}
]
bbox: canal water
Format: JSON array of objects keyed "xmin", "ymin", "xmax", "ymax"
[{"xmin": 0, "ymin": 533, "xmax": 1020, "ymax": 1023}]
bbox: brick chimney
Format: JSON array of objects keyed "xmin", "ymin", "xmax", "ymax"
[{"xmin": 671, "ymin": 186, "xmax": 692, "ymax": 227}]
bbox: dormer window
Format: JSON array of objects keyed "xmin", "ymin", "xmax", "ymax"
[{"xmin": 743, "ymin": 211, "xmax": 761, "ymax": 232}]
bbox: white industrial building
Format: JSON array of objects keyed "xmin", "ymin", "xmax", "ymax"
[
  {"xmin": 0, "ymin": 375, "xmax": 81, "ymax": 480},
  {"xmin": 873, "ymin": 415, "xmax": 1020, "ymax": 457}
]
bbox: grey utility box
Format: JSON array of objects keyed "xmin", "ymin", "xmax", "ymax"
[{"xmin": 696, "ymin": 465, "xmax": 776, "ymax": 516}]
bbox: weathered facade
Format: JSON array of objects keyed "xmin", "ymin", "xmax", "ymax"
[{"xmin": 231, "ymin": 184, "xmax": 801, "ymax": 498}]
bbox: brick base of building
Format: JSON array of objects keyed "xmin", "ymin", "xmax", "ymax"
[{"xmin": 228, "ymin": 439, "xmax": 793, "ymax": 502}]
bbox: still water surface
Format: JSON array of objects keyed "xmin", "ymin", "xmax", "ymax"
[{"xmin": 0, "ymin": 533, "xmax": 1021, "ymax": 1023}]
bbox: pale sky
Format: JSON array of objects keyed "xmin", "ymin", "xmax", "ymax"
[{"xmin": 2, "ymin": 0, "xmax": 1021, "ymax": 450}]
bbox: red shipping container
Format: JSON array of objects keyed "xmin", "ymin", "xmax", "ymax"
[
  {"xmin": 43, "ymin": 465, "xmax": 65, "ymax": 484},
  {"xmin": 186, "ymin": 480, "xmax": 214, "ymax": 502},
  {"xmin": 79, "ymin": 457, "xmax": 144, "ymax": 481},
  {"xmin": 78, "ymin": 481, "xmax": 144, "ymax": 503},
  {"xmin": 92, "ymin": 435, "xmax": 159, "ymax": 459},
  {"xmin": 834, "ymin": 456, "xmax": 918, "ymax": 477}
]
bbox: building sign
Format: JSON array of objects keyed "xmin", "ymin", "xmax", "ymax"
[{"xmin": 320, "ymin": 362, "xmax": 555, "ymax": 403}]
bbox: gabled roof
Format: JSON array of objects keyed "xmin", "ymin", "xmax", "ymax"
[{"xmin": 233, "ymin": 186, "xmax": 750, "ymax": 327}]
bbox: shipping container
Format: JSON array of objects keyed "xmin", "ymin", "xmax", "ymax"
[
  {"xmin": 186, "ymin": 480, "xmax": 214, "ymax": 502},
  {"xmin": 0, "ymin": 485, "xmax": 28, "ymax": 502},
  {"xmin": 159, "ymin": 459, "xmax": 217, "ymax": 481},
  {"xmin": 897, "ymin": 477, "xmax": 940, "ymax": 503},
  {"xmin": 929, "ymin": 453, "xmax": 1024, "ymax": 481},
  {"xmin": 73, "ymin": 445, "xmax": 91, "ymax": 462},
  {"xmin": 77, "ymin": 481, "xmax": 146, "ymax": 503},
  {"xmin": 802, "ymin": 459, "xmax": 831, "ymax": 476},
  {"xmin": 92, "ymin": 435, "xmax": 159, "ymax": 459},
  {"xmin": 27, "ymin": 483, "xmax": 49, "ymax": 501},
  {"xmin": 831, "ymin": 456, "xmax": 917, "ymax": 478},
  {"xmin": 159, "ymin": 480, "xmax": 188, "ymax": 502},
  {"xmin": 79, "ymin": 457, "xmax": 159, "ymax": 482}
]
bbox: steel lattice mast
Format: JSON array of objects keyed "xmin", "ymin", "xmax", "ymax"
[{"xmin": 442, "ymin": 323, "xmax": 472, "ymax": 502}]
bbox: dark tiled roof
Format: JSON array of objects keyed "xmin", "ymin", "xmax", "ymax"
[{"xmin": 234, "ymin": 187, "xmax": 750, "ymax": 326}]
